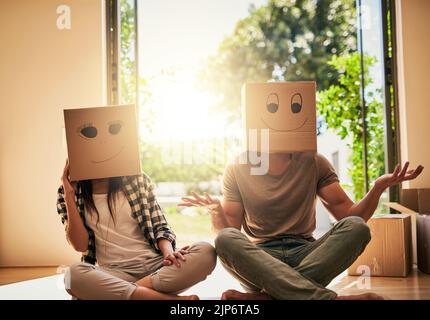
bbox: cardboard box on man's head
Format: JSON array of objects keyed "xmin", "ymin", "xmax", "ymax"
[
  {"xmin": 64, "ymin": 105, "xmax": 141, "ymax": 181},
  {"xmin": 241, "ymin": 82, "xmax": 317, "ymax": 153}
]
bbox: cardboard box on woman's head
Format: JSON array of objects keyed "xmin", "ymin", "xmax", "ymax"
[
  {"xmin": 63, "ymin": 105, "xmax": 141, "ymax": 181},
  {"xmin": 242, "ymin": 81, "xmax": 317, "ymax": 153}
]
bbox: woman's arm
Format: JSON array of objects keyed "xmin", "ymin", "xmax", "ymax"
[
  {"xmin": 60, "ymin": 160, "xmax": 89, "ymax": 252},
  {"xmin": 143, "ymin": 174, "xmax": 176, "ymax": 249}
]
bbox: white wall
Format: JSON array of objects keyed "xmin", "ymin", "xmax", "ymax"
[
  {"xmin": 396, "ymin": 0, "xmax": 430, "ymax": 189},
  {"xmin": 316, "ymin": 129, "xmax": 352, "ymax": 232},
  {"xmin": 0, "ymin": 0, "xmax": 106, "ymax": 266}
]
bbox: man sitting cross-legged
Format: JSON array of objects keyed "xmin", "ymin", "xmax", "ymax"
[{"xmin": 179, "ymin": 152, "xmax": 423, "ymax": 300}]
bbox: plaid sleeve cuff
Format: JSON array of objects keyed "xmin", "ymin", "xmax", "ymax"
[
  {"xmin": 56, "ymin": 185, "xmax": 68, "ymax": 227},
  {"xmin": 155, "ymin": 231, "xmax": 176, "ymax": 251}
]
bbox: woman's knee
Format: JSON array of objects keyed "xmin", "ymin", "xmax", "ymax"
[
  {"xmin": 65, "ymin": 262, "xmax": 94, "ymax": 295},
  {"xmin": 189, "ymin": 241, "xmax": 217, "ymax": 275}
]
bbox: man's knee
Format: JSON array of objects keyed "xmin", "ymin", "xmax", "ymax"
[
  {"xmin": 337, "ymin": 216, "xmax": 371, "ymax": 243},
  {"xmin": 215, "ymin": 227, "xmax": 243, "ymax": 255},
  {"xmin": 190, "ymin": 241, "xmax": 217, "ymax": 275}
]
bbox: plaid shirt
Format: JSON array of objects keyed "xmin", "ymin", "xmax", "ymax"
[{"xmin": 56, "ymin": 173, "xmax": 176, "ymax": 265}]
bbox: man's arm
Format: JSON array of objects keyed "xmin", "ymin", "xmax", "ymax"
[
  {"xmin": 216, "ymin": 199, "xmax": 244, "ymax": 231},
  {"xmin": 318, "ymin": 162, "xmax": 424, "ymax": 222},
  {"xmin": 318, "ymin": 182, "xmax": 378, "ymax": 222}
]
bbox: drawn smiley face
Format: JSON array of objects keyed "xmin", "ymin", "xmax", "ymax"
[
  {"xmin": 260, "ymin": 92, "xmax": 308, "ymax": 132},
  {"xmin": 242, "ymin": 82, "xmax": 316, "ymax": 153},
  {"xmin": 77, "ymin": 120, "xmax": 125, "ymax": 163},
  {"xmin": 64, "ymin": 105, "xmax": 142, "ymax": 181}
]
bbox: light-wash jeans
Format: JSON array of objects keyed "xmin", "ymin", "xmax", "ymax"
[
  {"xmin": 65, "ymin": 241, "xmax": 216, "ymax": 300},
  {"xmin": 215, "ymin": 216, "xmax": 371, "ymax": 300}
]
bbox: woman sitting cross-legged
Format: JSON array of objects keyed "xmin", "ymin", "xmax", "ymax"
[{"xmin": 57, "ymin": 160, "xmax": 216, "ymax": 300}]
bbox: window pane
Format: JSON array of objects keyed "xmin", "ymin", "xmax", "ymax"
[{"xmin": 130, "ymin": 0, "xmax": 393, "ymax": 244}]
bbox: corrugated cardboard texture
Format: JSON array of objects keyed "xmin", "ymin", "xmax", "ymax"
[
  {"xmin": 401, "ymin": 189, "xmax": 419, "ymax": 211},
  {"xmin": 348, "ymin": 215, "xmax": 412, "ymax": 277},
  {"xmin": 418, "ymin": 189, "xmax": 430, "ymax": 213},
  {"xmin": 401, "ymin": 188, "xmax": 430, "ymax": 214},
  {"xmin": 416, "ymin": 214, "xmax": 430, "ymax": 274},
  {"xmin": 401, "ymin": 188, "xmax": 430, "ymax": 274},
  {"xmin": 395, "ymin": 188, "xmax": 430, "ymax": 265},
  {"xmin": 241, "ymin": 82, "xmax": 317, "ymax": 152},
  {"xmin": 64, "ymin": 105, "xmax": 141, "ymax": 181}
]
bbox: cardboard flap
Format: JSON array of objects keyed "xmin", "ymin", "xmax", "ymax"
[
  {"xmin": 373, "ymin": 213, "xmax": 411, "ymax": 219},
  {"xmin": 384, "ymin": 202, "xmax": 417, "ymax": 214}
]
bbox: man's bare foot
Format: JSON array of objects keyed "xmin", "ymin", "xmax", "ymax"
[
  {"xmin": 221, "ymin": 289, "xmax": 273, "ymax": 300},
  {"xmin": 335, "ymin": 292, "xmax": 384, "ymax": 300}
]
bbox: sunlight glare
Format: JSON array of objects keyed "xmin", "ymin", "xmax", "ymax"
[{"xmin": 140, "ymin": 70, "xmax": 226, "ymax": 142}]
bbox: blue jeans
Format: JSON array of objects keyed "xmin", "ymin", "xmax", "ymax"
[{"xmin": 215, "ymin": 216, "xmax": 371, "ymax": 300}]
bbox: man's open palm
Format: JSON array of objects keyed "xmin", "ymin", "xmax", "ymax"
[
  {"xmin": 178, "ymin": 192, "xmax": 223, "ymax": 215},
  {"xmin": 375, "ymin": 161, "xmax": 424, "ymax": 190}
]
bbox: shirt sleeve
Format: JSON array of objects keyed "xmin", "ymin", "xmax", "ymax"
[
  {"xmin": 222, "ymin": 164, "xmax": 242, "ymax": 202},
  {"xmin": 56, "ymin": 185, "xmax": 68, "ymax": 228},
  {"xmin": 143, "ymin": 174, "xmax": 177, "ymax": 250},
  {"xmin": 315, "ymin": 153, "xmax": 339, "ymax": 190}
]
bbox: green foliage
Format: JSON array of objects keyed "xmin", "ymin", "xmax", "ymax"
[
  {"xmin": 164, "ymin": 211, "xmax": 213, "ymax": 246},
  {"xmin": 318, "ymin": 53, "xmax": 385, "ymax": 200},
  {"xmin": 118, "ymin": 0, "xmax": 385, "ymax": 201},
  {"xmin": 119, "ymin": 0, "xmax": 226, "ymax": 187},
  {"xmin": 199, "ymin": 0, "xmax": 357, "ymax": 114},
  {"xmin": 119, "ymin": 0, "xmax": 137, "ymax": 104},
  {"xmin": 140, "ymin": 143, "xmax": 225, "ymax": 191}
]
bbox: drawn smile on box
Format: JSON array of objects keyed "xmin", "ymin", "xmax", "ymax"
[
  {"xmin": 91, "ymin": 146, "xmax": 124, "ymax": 163},
  {"xmin": 260, "ymin": 117, "xmax": 308, "ymax": 132}
]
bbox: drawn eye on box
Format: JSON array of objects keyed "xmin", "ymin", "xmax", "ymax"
[
  {"xmin": 77, "ymin": 120, "xmax": 124, "ymax": 140},
  {"xmin": 262, "ymin": 92, "xmax": 307, "ymax": 132}
]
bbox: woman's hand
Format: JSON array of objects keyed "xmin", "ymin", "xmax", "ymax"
[
  {"xmin": 374, "ymin": 161, "xmax": 424, "ymax": 192},
  {"xmin": 61, "ymin": 159, "xmax": 77, "ymax": 197},
  {"xmin": 178, "ymin": 192, "xmax": 224, "ymax": 216},
  {"xmin": 162, "ymin": 246, "xmax": 190, "ymax": 268}
]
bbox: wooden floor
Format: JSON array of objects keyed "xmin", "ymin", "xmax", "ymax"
[
  {"xmin": 1, "ymin": 265, "xmax": 429, "ymax": 299},
  {"xmin": 0, "ymin": 267, "xmax": 58, "ymax": 286},
  {"xmin": 329, "ymin": 267, "xmax": 430, "ymax": 300}
]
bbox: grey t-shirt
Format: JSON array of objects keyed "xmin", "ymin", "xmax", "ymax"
[{"xmin": 222, "ymin": 152, "xmax": 339, "ymax": 243}]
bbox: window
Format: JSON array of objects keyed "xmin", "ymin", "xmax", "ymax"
[
  {"xmin": 109, "ymin": 0, "xmax": 400, "ymax": 242},
  {"xmin": 332, "ymin": 151, "xmax": 339, "ymax": 175}
]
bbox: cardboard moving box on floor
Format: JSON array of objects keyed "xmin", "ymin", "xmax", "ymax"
[
  {"xmin": 386, "ymin": 188, "xmax": 430, "ymax": 275},
  {"xmin": 348, "ymin": 214, "xmax": 412, "ymax": 277}
]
